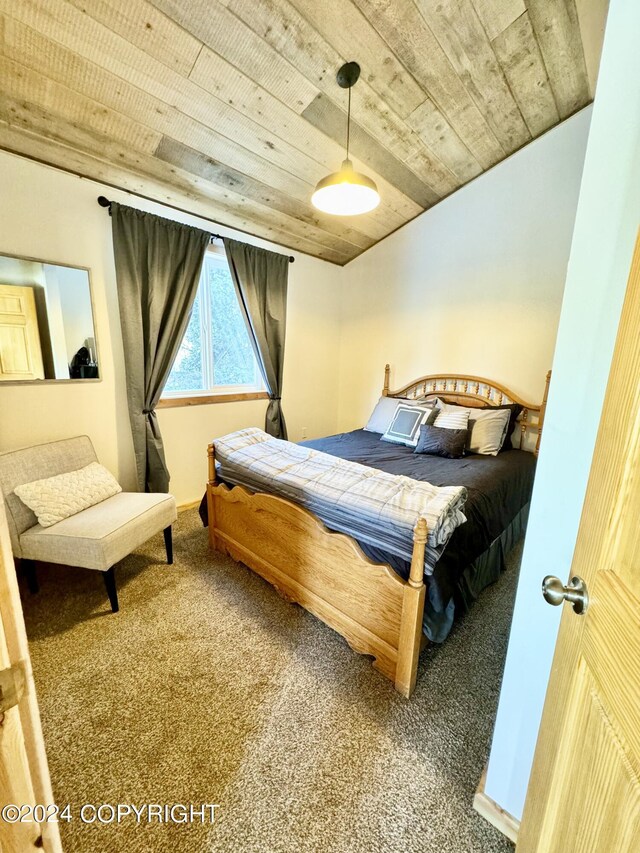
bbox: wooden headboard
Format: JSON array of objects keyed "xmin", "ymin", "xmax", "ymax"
[{"xmin": 382, "ymin": 365, "xmax": 551, "ymax": 455}]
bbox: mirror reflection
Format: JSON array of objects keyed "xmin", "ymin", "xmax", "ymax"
[{"xmin": 0, "ymin": 255, "xmax": 98, "ymax": 382}]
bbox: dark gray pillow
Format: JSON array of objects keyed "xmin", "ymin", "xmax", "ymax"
[{"xmin": 414, "ymin": 424, "xmax": 468, "ymax": 459}]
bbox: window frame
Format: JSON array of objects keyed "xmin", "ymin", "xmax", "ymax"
[{"xmin": 159, "ymin": 247, "xmax": 267, "ymax": 408}]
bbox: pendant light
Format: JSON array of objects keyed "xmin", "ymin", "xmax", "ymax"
[{"xmin": 311, "ymin": 62, "xmax": 380, "ymax": 216}]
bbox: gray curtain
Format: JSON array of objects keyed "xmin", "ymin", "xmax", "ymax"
[
  {"xmin": 224, "ymin": 238, "xmax": 289, "ymax": 439},
  {"xmin": 111, "ymin": 202, "xmax": 210, "ymax": 492}
]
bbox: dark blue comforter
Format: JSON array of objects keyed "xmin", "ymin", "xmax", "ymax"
[
  {"xmin": 201, "ymin": 428, "xmax": 536, "ymax": 639},
  {"xmin": 301, "ymin": 429, "xmax": 536, "ymax": 616}
]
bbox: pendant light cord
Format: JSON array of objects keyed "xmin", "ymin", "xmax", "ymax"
[{"xmin": 346, "ymin": 85, "xmax": 351, "ymax": 162}]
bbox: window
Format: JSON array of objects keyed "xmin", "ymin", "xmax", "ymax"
[{"xmin": 162, "ymin": 248, "xmax": 264, "ymax": 402}]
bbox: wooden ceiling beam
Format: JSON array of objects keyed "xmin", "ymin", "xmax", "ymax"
[
  {"xmin": 413, "ymin": 0, "xmax": 531, "ymax": 155},
  {"xmin": 0, "ymin": 0, "xmax": 602, "ymax": 262},
  {"xmin": 0, "ymin": 1, "xmax": 338, "ymax": 184},
  {"xmin": 283, "ymin": 0, "xmax": 426, "ymax": 120},
  {"xmin": 350, "ymin": 0, "xmax": 505, "ymax": 170},
  {"xmin": 84, "ymin": 0, "xmax": 459, "ymax": 211},
  {"xmin": 0, "ymin": 121, "xmax": 353, "ymax": 264},
  {"xmin": 526, "ymin": 0, "xmax": 591, "ymax": 119},
  {"xmin": 0, "ymin": 91, "xmax": 356, "ymax": 262},
  {"xmin": 0, "ymin": 56, "xmax": 162, "ymax": 156},
  {"xmin": 51, "ymin": 0, "xmax": 424, "ymax": 222},
  {"xmin": 470, "ymin": 0, "xmax": 525, "ymax": 41},
  {"xmin": 187, "ymin": 45, "xmax": 424, "ymax": 218},
  {"xmin": 301, "ymin": 95, "xmax": 441, "ymax": 207},
  {"xmin": 491, "ymin": 13, "xmax": 560, "ymax": 138},
  {"xmin": 0, "ymin": 56, "xmax": 366, "ymax": 261},
  {"xmin": 67, "ymin": 0, "xmax": 203, "ymax": 77},
  {"xmin": 3, "ymin": 0, "xmax": 415, "ymax": 230},
  {"xmin": 154, "ymin": 136, "xmax": 375, "ymax": 255},
  {"xmin": 0, "ymin": 16, "xmax": 377, "ymax": 249},
  {"xmin": 405, "ymin": 98, "xmax": 482, "ymax": 185},
  {"xmin": 219, "ymin": 0, "xmax": 460, "ymax": 188}
]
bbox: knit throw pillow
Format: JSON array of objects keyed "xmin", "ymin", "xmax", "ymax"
[{"xmin": 14, "ymin": 462, "xmax": 122, "ymax": 528}]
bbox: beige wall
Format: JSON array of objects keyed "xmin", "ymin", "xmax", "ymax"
[
  {"xmin": 335, "ymin": 107, "xmax": 592, "ymax": 431},
  {"xmin": 0, "ymin": 152, "xmax": 343, "ymax": 505}
]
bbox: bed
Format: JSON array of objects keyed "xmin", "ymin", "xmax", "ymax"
[{"xmin": 205, "ymin": 367, "xmax": 550, "ymax": 697}]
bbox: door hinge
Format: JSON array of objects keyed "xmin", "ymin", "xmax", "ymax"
[{"xmin": 0, "ymin": 661, "xmax": 26, "ymax": 714}]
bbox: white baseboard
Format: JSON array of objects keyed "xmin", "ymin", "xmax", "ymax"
[{"xmin": 473, "ymin": 765, "xmax": 520, "ymax": 844}]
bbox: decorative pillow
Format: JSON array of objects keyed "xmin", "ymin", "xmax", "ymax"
[
  {"xmin": 14, "ymin": 462, "xmax": 122, "ymax": 528},
  {"xmin": 414, "ymin": 424, "xmax": 468, "ymax": 459},
  {"xmin": 381, "ymin": 403, "xmax": 437, "ymax": 447},
  {"xmin": 432, "ymin": 409, "xmax": 470, "ymax": 431},
  {"xmin": 438, "ymin": 399, "xmax": 523, "ymax": 452},
  {"xmin": 437, "ymin": 402, "xmax": 510, "ymax": 455},
  {"xmin": 364, "ymin": 396, "xmax": 433, "ymax": 434}
]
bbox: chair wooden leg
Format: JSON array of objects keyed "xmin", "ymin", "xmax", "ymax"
[
  {"xmin": 102, "ymin": 567, "xmax": 119, "ymax": 613},
  {"xmin": 22, "ymin": 559, "xmax": 39, "ymax": 594},
  {"xmin": 163, "ymin": 526, "xmax": 173, "ymax": 565}
]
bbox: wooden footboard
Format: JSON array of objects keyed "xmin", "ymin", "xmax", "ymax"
[{"xmin": 207, "ymin": 444, "xmax": 427, "ymax": 697}]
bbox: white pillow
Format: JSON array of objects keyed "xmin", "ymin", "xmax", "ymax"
[
  {"xmin": 364, "ymin": 396, "xmax": 433, "ymax": 434},
  {"xmin": 432, "ymin": 409, "xmax": 470, "ymax": 431},
  {"xmin": 381, "ymin": 403, "xmax": 436, "ymax": 447},
  {"xmin": 438, "ymin": 402, "xmax": 510, "ymax": 455},
  {"xmin": 14, "ymin": 462, "xmax": 122, "ymax": 528}
]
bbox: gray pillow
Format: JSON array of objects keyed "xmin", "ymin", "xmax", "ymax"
[
  {"xmin": 381, "ymin": 403, "xmax": 437, "ymax": 447},
  {"xmin": 414, "ymin": 424, "xmax": 468, "ymax": 458},
  {"xmin": 364, "ymin": 396, "xmax": 434, "ymax": 434}
]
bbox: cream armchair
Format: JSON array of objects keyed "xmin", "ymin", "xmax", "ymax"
[{"xmin": 0, "ymin": 436, "xmax": 177, "ymax": 612}]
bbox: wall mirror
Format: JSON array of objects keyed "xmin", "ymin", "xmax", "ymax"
[{"xmin": 0, "ymin": 254, "xmax": 99, "ymax": 383}]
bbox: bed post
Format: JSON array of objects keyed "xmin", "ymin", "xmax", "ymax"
[
  {"xmin": 395, "ymin": 517, "xmax": 427, "ymax": 698},
  {"xmin": 383, "ymin": 363, "xmax": 390, "ymax": 397},
  {"xmin": 207, "ymin": 443, "xmax": 218, "ymax": 551},
  {"xmin": 535, "ymin": 369, "xmax": 552, "ymax": 456}
]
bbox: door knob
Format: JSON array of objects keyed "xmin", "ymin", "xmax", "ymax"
[{"xmin": 542, "ymin": 575, "xmax": 589, "ymax": 615}]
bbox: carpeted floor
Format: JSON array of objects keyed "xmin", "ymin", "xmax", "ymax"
[{"xmin": 21, "ymin": 509, "xmax": 518, "ymax": 853}]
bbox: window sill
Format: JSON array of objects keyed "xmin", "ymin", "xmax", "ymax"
[{"xmin": 157, "ymin": 391, "xmax": 269, "ymax": 409}]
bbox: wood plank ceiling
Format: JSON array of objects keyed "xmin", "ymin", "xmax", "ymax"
[{"xmin": 0, "ymin": 0, "xmax": 609, "ymax": 264}]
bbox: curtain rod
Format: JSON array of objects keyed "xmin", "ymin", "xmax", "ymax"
[{"xmin": 97, "ymin": 196, "xmax": 295, "ymax": 262}]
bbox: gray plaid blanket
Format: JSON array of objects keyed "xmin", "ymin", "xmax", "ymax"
[{"xmin": 214, "ymin": 428, "xmax": 467, "ymax": 574}]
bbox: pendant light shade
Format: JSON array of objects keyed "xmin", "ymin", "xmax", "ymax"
[
  {"xmin": 311, "ymin": 159, "xmax": 380, "ymax": 216},
  {"xmin": 312, "ymin": 62, "xmax": 380, "ymax": 216}
]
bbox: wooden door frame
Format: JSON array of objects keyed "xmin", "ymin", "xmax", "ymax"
[{"xmin": 0, "ymin": 492, "xmax": 62, "ymax": 852}]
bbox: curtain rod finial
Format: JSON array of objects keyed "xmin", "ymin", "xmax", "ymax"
[{"xmin": 97, "ymin": 195, "xmax": 111, "ymax": 208}]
